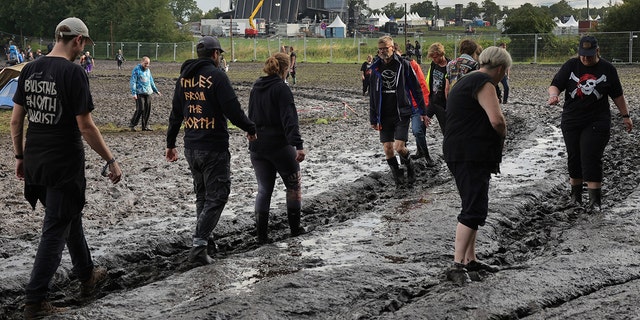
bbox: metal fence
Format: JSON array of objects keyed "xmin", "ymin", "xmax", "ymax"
[{"xmin": 5, "ymin": 31, "xmax": 640, "ymax": 64}]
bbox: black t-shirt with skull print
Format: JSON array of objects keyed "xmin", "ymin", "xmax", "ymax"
[{"xmin": 551, "ymin": 57, "xmax": 623, "ymax": 129}]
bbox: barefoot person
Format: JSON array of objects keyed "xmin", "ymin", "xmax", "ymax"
[
  {"xmin": 548, "ymin": 35, "xmax": 633, "ymax": 210},
  {"xmin": 369, "ymin": 36, "xmax": 428, "ymax": 187},
  {"xmin": 11, "ymin": 17, "xmax": 122, "ymax": 319},
  {"xmin": 443, "ymin": 46, "xmax": 510, "ymax": 284},
  {"xmin": 166, "ymin": 36, "xmax": 256, "ymax": 265},
  {"xmin": 248, "ymin": 52, "xmax": 306, "ymax": 244}
]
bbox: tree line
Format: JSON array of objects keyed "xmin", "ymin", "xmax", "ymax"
[{"xmin": 0, "ymin": 0, "xmax": 638, "ymax": 45}]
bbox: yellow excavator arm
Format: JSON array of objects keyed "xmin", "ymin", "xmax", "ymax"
[{"xmin": 249, "ymin": 0, "xmax": 264, "ymax": 30}]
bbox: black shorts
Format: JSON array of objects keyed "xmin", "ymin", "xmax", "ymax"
[{"xmin": 379, "ymin": 116, "xmax": 410, "ymax": 143}]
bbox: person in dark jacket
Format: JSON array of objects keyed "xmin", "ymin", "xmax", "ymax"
[
  {"xmin": 369, "ymin": 36, "xmax": 428, "ymax": 187},
  {"xmin": 425, "ymin": 42, "xmax": 451, "ymax": 134},
  {"xmin": 443, "ymin": 46, "xmax": 510, "ymax": 285},
  {"xmin": 166, "ymin": 36, "xmax": 257, "ymax": 265},
  {"xmin": 248, "ymin": 52, "xmax": 306, "ymax": 244},
  {"xmin": 360, "ymin": 54, "xmax": 373, "ymax": 96}
]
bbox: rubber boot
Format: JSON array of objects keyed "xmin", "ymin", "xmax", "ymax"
[
  {"xmin": 570, "ymin": 184, "xmax": 583, "ymax": 206},
  {"xmin": 421, "ymin": 145, "xmax": 436, "ymax": 167},
  {"xmin": 287, "ymin": 209, "xmax": 306, "ymax": 237},
  {"xmin": 588, "ymin": 188, "xmax": 602, "ymax": 211},
  {"xmin": 188, "ymin": 246, "xmax": 214, "ymax": 265},
  {"xmin": 256, "ymin": 211, "xmax": 270, "ymax": 244},
  {"xmin": 387, "ymin": 157, "xmax": 405, "ymax": 186},
  {"xmin": 410, "ymin": 146, "xmax": 425, "ymax": 160},
  {"xmin": 400, "ymin": 154, "xmax": 416, "ymax": 185}
]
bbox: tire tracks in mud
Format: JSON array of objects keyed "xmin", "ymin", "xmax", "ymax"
[
  {"xmin": 352, "ymin": 110, "xmax": 640, "ymax": 319},
  {"xmin": 3, "ymin": 84, "xmax": 640, "ymax": 319}
]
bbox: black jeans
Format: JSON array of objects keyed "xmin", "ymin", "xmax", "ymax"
[
  {"xmin": 562, "ymin": 120, "xmax": 610, "ymax": 182},
  {"xmin": 129, "ymin": 94, "xmax": 151, "ymax": 129},
  {"xmin": 250, "ymin": 146, "xmax": 301, "ymax": 215},
  {"xmin": 184, "ymin": 148, "xmax": 231, "ymax": 247},
  {"xmin": 25, "ymin": 184, "xmax": 94, "ymax": 304},
  {"xmin": 430, "ymin": 103, "xmax": 447, "ymax": 135}
]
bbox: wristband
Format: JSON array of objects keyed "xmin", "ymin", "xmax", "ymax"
[
  {"xmin": 101, "ymin": 158, "xmax": 116, "ymax": 177},
  {"xmin": 622, "ymin": 114, "xmax": 630, "ymax": 118},
  {"xmin": 15, "ymin": 154, "xmax": 24, "ymax": 159},
  {"xmin": 549, "ymin": 94, "xmax": 558, "ymax": 97}
]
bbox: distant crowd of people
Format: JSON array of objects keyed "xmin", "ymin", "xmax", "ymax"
[{"xmin": 4, "ymin": 42, "xmax": 44, "ymax": 66}]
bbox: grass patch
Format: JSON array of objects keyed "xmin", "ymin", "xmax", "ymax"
[{"xmin": 0, "ymin": 110, "xmax": 13, "ymax": 134}]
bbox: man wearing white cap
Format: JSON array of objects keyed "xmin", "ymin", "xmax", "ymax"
[{"xmin": 11, "ymin": 17, "xmax": 122, "ymax": 319}]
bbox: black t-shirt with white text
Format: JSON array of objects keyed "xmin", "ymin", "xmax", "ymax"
[{"xmin": 13, "ymin": 56, "xmax": 93, "ymax": 188}]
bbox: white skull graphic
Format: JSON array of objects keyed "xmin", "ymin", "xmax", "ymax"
[{"xmin": 579, "ymin": 78, "xmax": 597, "ymax": 96}]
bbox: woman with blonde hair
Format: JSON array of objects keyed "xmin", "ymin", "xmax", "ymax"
[
  {"xmin": 443, "ymin": 46, "xmax": 511, "ymax": 285},
  {"xmin": 248, "ymin": 52, "xmax": 307, "ymax": 244}
]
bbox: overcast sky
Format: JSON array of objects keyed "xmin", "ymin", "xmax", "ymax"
[{"xmin": 196, "ymin": 0, "xmax": 615, "ymax": 14}]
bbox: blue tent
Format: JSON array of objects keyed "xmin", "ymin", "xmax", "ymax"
[
  {"xmin": 0, "ymin": 62, "xmax": 26, "ymax": 109},
  {"xmin": 0, "ymin": 77, "xmax": 18, "ymax": 109}
]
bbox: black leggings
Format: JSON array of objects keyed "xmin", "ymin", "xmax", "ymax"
[
  {"xmin": 250, "ymin": 145, "xmax": 301, "ymax": 215},
  {"xmin": 562, "ymin": 120, "xmax": 610, "ymax": 182}
]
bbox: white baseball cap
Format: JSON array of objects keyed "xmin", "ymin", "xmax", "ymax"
[{"xmin": 56, "ymin": 17, "xmax": 94, "ymax": 45}]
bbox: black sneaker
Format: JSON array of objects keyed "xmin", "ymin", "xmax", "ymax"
[
  {"xmin": 466, "ymin": 260, "xmax": 500, "ymax": 273},
  {"xmin": 446, "ymin": 263, "xmax": 472, "ymax": 286}
]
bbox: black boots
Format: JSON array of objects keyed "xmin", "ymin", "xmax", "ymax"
[
  {"xmin": 411, "ymin": 146, "xmax": 436, "ymax": 167},
  {"xmin": 387, "ymin": 155, "xmax": 416, "ymax": 186},
  {"xmin": 256, "ymin": 211, "xmax": 270, "ymax": 244},
  {"xmin": 570, "ymin": 184, "xmax": 583, "ymax": 205},
  {"xmin": 400, "ymin": 154, "xmax": 416, "ymax": 185},
  {"xmin": 387, "ymin": 157, "xmax": 405, "ymax": 186},
  {"xmin": 255, "ymin": 210, "xmax": 305, "ymax": 244},
  {"xmin": 189, "ymin": 246, "xmax": 214, "ymax": 265},
  {"xmin": 588, "ymin": 188, "xmax": 602, "ymax": 211},
  {"xmin": 410, "ymin": 147, "xmax": 425, "ymax": 160},
  {"xmin": 288, "ymin": 209, "xmax": 306, "ymax": 237}
]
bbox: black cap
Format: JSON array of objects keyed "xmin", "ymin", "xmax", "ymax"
[
  {"xmin": 197, "ymin": 36, "xmax": 224, "ymax": 53},
  {"xmin": 578, "ymin": 36, "xmax": 598, "ymax": 56}
]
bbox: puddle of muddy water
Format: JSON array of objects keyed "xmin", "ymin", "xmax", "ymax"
[{"xmin": 494, "ymin": 125, "xmax": 564, "ymax": 186}]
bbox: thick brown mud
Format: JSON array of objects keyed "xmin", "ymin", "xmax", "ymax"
[{"xmin": 1, "ymin": 61, "xmax": 640, "ymax": 319}]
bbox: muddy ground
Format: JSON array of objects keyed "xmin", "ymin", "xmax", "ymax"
[{"xmin": 1, "ymin": 59, "xmax": 640, "ymax": 319}]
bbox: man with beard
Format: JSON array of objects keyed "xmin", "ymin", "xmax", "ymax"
[
  {"xmin": 11, "ymin": 17, "xmax": 122, "ymax": 319},
  {"xmin": 166, "ymin": 36, "xmax": 256, "ymax": 265},
  {"xmin": 369, "ymin": 36, "xmax": 428, "ymax": 187}
]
